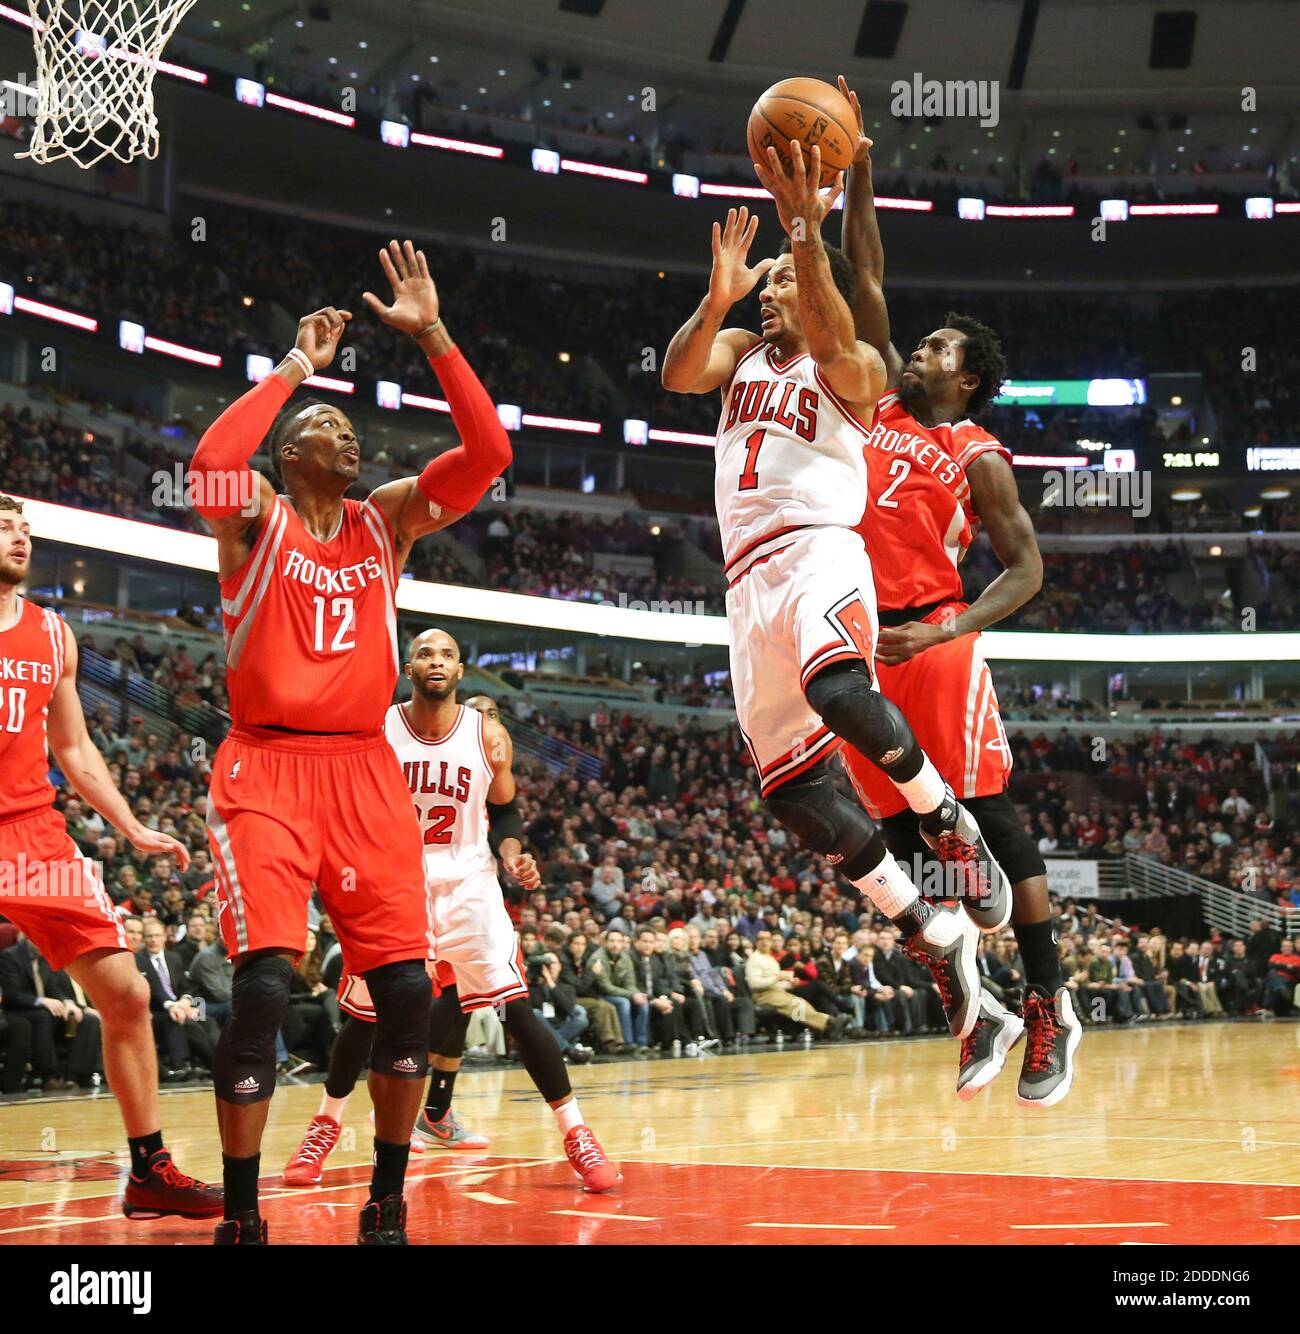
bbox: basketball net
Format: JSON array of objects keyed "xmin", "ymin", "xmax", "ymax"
[{"xmin": 18, "ymin": 0, "xmax": 199, "ymax": 168}]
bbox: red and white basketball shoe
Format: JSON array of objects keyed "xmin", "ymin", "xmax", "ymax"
[
  {"xmin": 282, "ymin": 1115, "xmax": 341, "ymax": 1187},
  {"xmin": 563, "ymin": 1125, "xmax": 621, "ymax": 1193}
]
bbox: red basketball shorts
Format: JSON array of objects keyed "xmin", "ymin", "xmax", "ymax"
[
  {"xmin": 0, "ymin": 806, "xmax": 125, "ymax": 971},
  {"xmin": 843, "ymin": 602, "xmax": 1012, "ymax": 820},
  {"xmin": 206, "ymin": 726, "xmax": 432, "ymax": 976}
]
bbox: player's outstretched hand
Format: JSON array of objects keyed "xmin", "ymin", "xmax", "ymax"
[
  {"xmin": 836, "ymin": 75, "xmax": 874, "ymax": 168},
  {"xmin": 294, "ymin": 306, "xmax": 352, "ymax": 371},
  {"xmin": 127, "ymin": 826, "xmax": 192, "ymax": 872},
  {"xmin": 707, "ymin": 206, "xmax": 774, "ymax": 310},
  {"xmin": 753, "ymin": 142, "xmax": 843, "ymax": 239},
  {"xmin": 362, "ymin": 239, "xmax": 441, "ymax": 335},
  {"xmin": 503, "ymin": 852, "xmax": 542, "ymax": 890}
]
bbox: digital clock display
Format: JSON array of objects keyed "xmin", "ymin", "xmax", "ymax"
[{"xmin": 1162, "ymin": 452, "xmax": 1220, "ymax": 468}]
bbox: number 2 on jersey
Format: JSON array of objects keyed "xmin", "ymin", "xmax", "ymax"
[
  {"xmin": 423, "ymin": 806, "xmax": 456, "ymax": 846},
  {"xmin": 738, "ymin": 428, "xmax": 766, "ymax": 492},
  {"xmin": 876, "ymin": 457, "xmax": 910, "ymax": 508}
]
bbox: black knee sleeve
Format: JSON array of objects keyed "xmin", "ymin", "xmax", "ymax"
[
  {"xmin": 325, "ymin": 1014, "xmax": 375, "ymax": 1099},
  {"xmin": 502, "ymin": 997, "xmax": 572, "ymax": 1103},
  {"xmin": 961, "ymin": 794, "xmax": 1047, "ymax": 885},
  {"xmin": 213, "ymin": 953, "xmax": 292, "ymax": 1104},
  {"xmin": 806, "ymin": 662, "xmax": 921, "ymax": 779},
  {"xmin": 366, "ymin": 960, "xmax": 432, "ymax": 1080},
  {"xmin": 766, "ymin": 762, "xmax": 888, "ymax": 881},
  {"xmin": 428, "ymin": 985, "xmax": 470, "ymax": 1060}
]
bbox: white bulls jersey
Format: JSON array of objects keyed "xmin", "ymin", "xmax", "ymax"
[
  {"xmin": 715, "ymin": 340, "xmax": 871, "ymax": 583},
  {"xmin": 384, "ymin": 701, "xmax": 495, "ymax": 885}
]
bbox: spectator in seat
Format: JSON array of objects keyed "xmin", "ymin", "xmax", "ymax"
[
  {"xmin": 872, "ymin": 927, "xmax": 926, "ymax": 1034},
  {"xmin": 587, "ymin": 928, "xmax": 644, "ymax": 1049},
  {"xmin": 1193, "ymin": 941, "xmax": 1226, "ymax": 1016},
  {"xmin": 684, "ymin": 926, "xmax": 736, "ymax": 1045},
  {"xmin": 630, "ymin": 928, "xmax": 684, "ymax": 1051},
  {"xmin": 135, "ymin": 918, "xmax": 216, "ymax": 1079},
  {"xmin": 0, "ymin": 934, "xmax": 75, "ymax": 1089},
  {"xmin": 562, "ymin": 933, "xmax": 623, "ymax": 1052},
  {"xmin": 1216, "ymin": 938, "xmax": 1256, "ymax": 1014},
  {"xmin": 529, "ymin": 947, "xmax": 593, "ymax": 1063},
  {"xmin": 745, "ymin": 931, "xmax": 846, "ymax": 1040},
  {"xmin": 1261, "ymin": 938, "xmax": 1300, "ymax": 1016},
  {"xmin": 1165, "ymin": 940, "xmax": 1202, "ymax": 1017},
  {"xmin": 0, "ymin": 1003, "xmax": 34, "ymax": 1094},
  {"xmin": 818, "ymin": 931, "xmax": 867, "ymax": 1031},
  {"xmin": 1132, "ymin": 935, "xmax": 1172, "ymax": 1017}
]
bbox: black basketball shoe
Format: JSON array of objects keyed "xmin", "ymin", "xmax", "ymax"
[
  {"xmin": 358, "ymin": 1194, "xmax": 408, "ymax": 1245},
  {"xmin": 213, "ymin": 1211, "xmax": 267, "ymax": 1245}
]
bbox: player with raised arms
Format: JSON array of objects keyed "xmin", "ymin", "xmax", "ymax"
[
  {"xmin": 282, "ymin": 633, "xmax": 620, "ymax": 1193},
  {"xmin": 0, "ymin": 495, "xmax": 221, "ymax": 1223},
  {"xmin": 662, "ymin": 138, "xmax": 1009, "ymax": 1042},
  {"xmin": 834, "ymin": 77, "xmax": 1081, "ymax": 1106},
  {"xmin": 190, "ymin": 241, "xmax": 512, "ymax": 1243}
]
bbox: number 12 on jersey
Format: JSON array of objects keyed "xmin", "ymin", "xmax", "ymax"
[{"xmin": 313, "ymin": 596, "xmax": 356, "ymax": 653}]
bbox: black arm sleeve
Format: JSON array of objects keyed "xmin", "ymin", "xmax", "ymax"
[{"xmin": 486, "ymin": 797, "xmax": 525, "ymax": 858}]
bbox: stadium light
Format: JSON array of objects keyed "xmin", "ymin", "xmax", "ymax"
[
  {"xmin": 1129, "ymin": 203, "xmax": 1218, "ymax": 216},
  {"xmin": 985, "ymin": 204, "xmax": 1075, "ymax": 218},
  {"xmin": 496, "ymin": 403, "xmax": 522, "ymax": 431},
  {"xmin": 11, "ymin": 294, "xmax": 97, "ymax": 332},
  {"xmin": 19, "ymin": 494, "xmax": 1300, "ymax": 661},
  {"xmin": 957, "ymin": 197, "xmax": 986, "ymax": 221},
  {"xmin": 264, "ymin": 91, "xmax": 356, "ymax": 128},
  {"xmin": 375, "ymin": 380, "xmax": 402, "ymax": 410},
  {"xmin": 672, "ymin": 174, "xmax": 701, "ymax": 198},
  {"xmin": 648, "ymin": 428, "xmax": 715, "ymax": 447},
  {"xmin": 1100, "ymin": 199, "xmax": 1129, "ymax": 222},
  {"xmin": 303, "ymin": 372, "xmax": 354, "ymax": 393},
  {"xmin": 1245, "ymin": 197, "xmax": 1274, "ymax": 219},
  {"xmin": 559, "ymin": 158, "xmax": 648, "ymax": 184},
  {"xmin": 410, "ymin": 131, "xmax": 503, "ymax": 158},
  {"xmin": 142, "ymin": 335, "xmax": 222, "ymax": 368},
  {"xmin": 0, "ymin": 281, "xmax": 12, "ymax": 315},
  {"xmin": 380, "ymin": 120, "xmax": 411, "ymax": 148},
  {"xmin": 521, "ymin": 412, "xmax": 601, "ymax": 434}
]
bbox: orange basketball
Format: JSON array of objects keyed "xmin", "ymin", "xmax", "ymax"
[{"xmin": 747, "ymin": 77, "xmax": 858, "ymax": 189}]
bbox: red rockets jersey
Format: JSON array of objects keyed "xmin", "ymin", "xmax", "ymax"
[
  {"xmin": 857, "ymin": 388, "xmax": 1011, "ymax": 613},
  {"xmin": 0, "ymin": 597, "xmax": 65, "ymax": 820},
  {"xmin": 219, "ymin": 495, "xmax": 400, "ymax": 733}
]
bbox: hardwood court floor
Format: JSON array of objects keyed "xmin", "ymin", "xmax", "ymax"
[{"xmin": 1, "ymin": 1020, "xmax": 1297, "ymax": 1245}]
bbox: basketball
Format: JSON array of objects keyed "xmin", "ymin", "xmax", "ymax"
[{"xmin": 747, "ymin": 77, "xmax": 858, "ymax": 187}]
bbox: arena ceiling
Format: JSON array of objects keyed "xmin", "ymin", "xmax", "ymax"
[{"xmin": 168, "ymin": 0, "xmax": 1299, "ymax": 178}]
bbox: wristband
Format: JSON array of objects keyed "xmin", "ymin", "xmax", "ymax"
[
  {"xmin": 285, "ymin": 347, "xmax": 314, "ymax": 379},
  {"xmin": 414, "ymin": 318, "xmax": 444, "ymax": 341}
]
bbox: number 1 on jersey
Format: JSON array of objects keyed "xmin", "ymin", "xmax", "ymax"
[{"xmin": 738, "ymin": 428, "xmax": 766, "ymax": 492}]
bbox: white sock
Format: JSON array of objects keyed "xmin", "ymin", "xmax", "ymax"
[
  {"xmin": 892, "ymin": 754, "xmax": 947, "ymax": 814},
  {"xmin": 319, "ymin": 1092, "xmax": 349, "ymax": 1123},
  {"xmin": 553, "ymin": 1097, "xmax": 584, "ymax": 1136},
  {"xmin": 851, "ymin": 849, "xmax": 919, "ymax": 918}
]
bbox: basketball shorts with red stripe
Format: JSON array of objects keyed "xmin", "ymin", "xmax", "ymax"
[
  {"xmin": 206, "ymin": 726, "xmax": 431, "ymax": 976},
  {"xmin": 842, "ymin": 601, "xmax": 1012, "ymax": 820},
  {"xmin": 726, "ymin": 526, "xmax": 880, "ymax": 796},
  {"xmin": 0, "ymin": 806, "xmax": 126, "ymax": 971},
  {"xmin": 340, "ymin": 869, "xmax": 526, "ymax": 1018}
]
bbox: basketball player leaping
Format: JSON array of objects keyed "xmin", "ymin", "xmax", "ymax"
[
  {"xmin": 0, "ymin": 495, "xmax": 221, "ymax": 1222},
  {"xmin": 834, "ymin": 77, "xmax": 1080, "ymax": 1106},
  {"xmin": 282, "ymin": 639, "xmax": 619, "ymax": 1192},
  {"xmin": 662, "ymin": 144, "xmax": 1008, "ymax": 1041},
  {"xmin": 190, "ymin": 241, "xmax": 512, "ymax": 1244}
]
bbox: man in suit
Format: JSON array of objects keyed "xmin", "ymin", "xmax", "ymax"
[
  {"xmin": 0, "ymin": 935, "xmax": 71, "ymax": 1088},
  {"xmin": 135, "ymin": 917, "xmax": 216, "ymax": 1079},
  {"xmin": 1217, "ymin": 938, "xmax": 1256, "ymax": 1014},
  {"xmin": 872, "ymin": 927, "xmax": 926, "ymax": 1034},
  {"xmin": 1166, "ymin": 940, "xmax": 1202, "ymax": 1016},
  {"xmin": 1193, "ymin": 941, "xmax": 1226, "ymax": 1015},
  {"xmin": 631, "ymin": 927, "xmax": 686, "ymax": 1050}
]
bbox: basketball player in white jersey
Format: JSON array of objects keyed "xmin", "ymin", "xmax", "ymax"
[
  {"xmin": 284, "ymin": 631, "xmax": 619, "ymax": 1193},
  {"xmin": 662, "ymin": 143, "xmax": 1007, "ymax": 1040}
]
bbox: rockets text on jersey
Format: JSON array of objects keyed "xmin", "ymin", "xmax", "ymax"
[
  {"xmin": 715, "ymin": 341, "xmax": 872, "ymax": 585},
  {"xmin": 219, "ymin": 495, "xmax": 400, "ymax": 733},
  {"xmin": 385, "ymin": 701, "xmax": 495, "ymax": 885},
  {"xmin": 858, "ymin": 389, "xmax": 1010, "ymax": 613},
  {"xmin": 0, "ymin": 598, "xmax": 65, "ymax": 821}
]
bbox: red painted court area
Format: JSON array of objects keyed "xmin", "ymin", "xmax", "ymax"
[{"xmin": 2, "ymin": 1157, "xmax": 1297, "ymax": 1245}]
